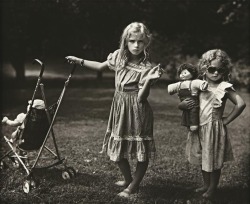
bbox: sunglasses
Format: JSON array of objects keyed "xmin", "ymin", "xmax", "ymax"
[{"xmin": 207, "ymin": 66, "xmax": 226, "ymax": 74}]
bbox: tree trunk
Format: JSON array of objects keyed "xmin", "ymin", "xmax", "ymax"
[{"xmin": 11, "ymin": 55, "xmax": 25, "ymax": 86}]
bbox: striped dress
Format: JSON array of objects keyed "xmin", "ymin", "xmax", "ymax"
[{"xmin": 101, "ymin": 50, "xmax": 156, "ymax": 162}]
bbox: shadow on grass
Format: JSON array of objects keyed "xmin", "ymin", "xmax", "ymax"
[
  {"xmin": 32, "ymin": 167, "xmax": 101, "ymax": 187},
  {"xmin": 136, "ymin": 177, "xmax": 250, "ymax": 204},
  {"xmin": 214, "ymin": 187, "xmax": 250, "ymax": 204},
  {"xmin": 143, "ymin": 179, "xmax": 196, "ymax": 202}
]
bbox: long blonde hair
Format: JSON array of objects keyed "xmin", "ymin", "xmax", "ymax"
[
  {"xmin": 198, "ymin": 49, "xmax": 232, "ymax": 81},
  {"xmin": 117, "ymin": 22, "xmax": 152, "ymax": 69}
]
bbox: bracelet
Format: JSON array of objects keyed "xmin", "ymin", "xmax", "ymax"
[{"xmin": 80, "ymin": 59, "xmax": 85, "ymax": 67}]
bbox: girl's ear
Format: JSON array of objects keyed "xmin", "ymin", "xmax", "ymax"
[{"xmin": 223, "ymin": 73, "xmax": 231, "ymax": 82}]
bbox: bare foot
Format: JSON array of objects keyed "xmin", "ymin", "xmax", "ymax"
[
  {"xmin": 115, "ymin": 181, "xmax": 130, "ymax": 187},
  {"xmin": 117, "ymin": 188, "xmax": 138, "ymax": 198},
  {"xmin": 202, "ymin": 189, "xmax": 215, "ymax": 199},
  {"xmin": 195, "ymin": 186, "xmax": 208, "ymax": 193}
]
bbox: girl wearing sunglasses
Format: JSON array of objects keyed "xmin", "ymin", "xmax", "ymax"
[{"xmin": 180, "ymin": 49, "xmax": 246, "ymax": 199}]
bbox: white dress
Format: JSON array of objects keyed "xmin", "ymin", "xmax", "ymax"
[{"xmin": 186, "ymin": 81, "xmax": 234, "ymax": 172}]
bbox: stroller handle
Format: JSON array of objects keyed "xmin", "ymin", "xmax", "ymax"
[
  {"xmin": 33, "ymin": 59, "xmax": 45, "ymax": 78},
  {"xmin": 70, "ymin": 64, "xmax": 77, "ymax": 75}
]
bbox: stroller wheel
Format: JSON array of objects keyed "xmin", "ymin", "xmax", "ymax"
[
  {"xmin": 62, "ymin": 169, "xmax": 73, "ymax": 180},
  {"xmin": 23, "ymin": 180, "xmax": 31, "ymax": 194},
  {"xmin": 67, "ymin": 167, "xmax": 77, "ymax": 177},
  {"xmin": 13, "ymin": 159, "xmax": 20, "ymax": 168},
  {"xmin": 0, "ymin": 161, "xmax": 7, "ymax": 170},
  {"xmin": 29, "ymin": 177, "xmax": 37, "ymax": 188}
]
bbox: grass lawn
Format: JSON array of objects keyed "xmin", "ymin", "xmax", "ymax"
[{"xmin": 0, "ymin": 85, "xmax": 249, "ymax": 204}]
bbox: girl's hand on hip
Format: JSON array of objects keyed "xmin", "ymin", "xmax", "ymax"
[
  {"xmin": 222, "ymin": 117, "xmax": 229, "ymax": 126},
  {"xmin": 65, "ymin": 56, "xmax": 82, "ymax": 65}
]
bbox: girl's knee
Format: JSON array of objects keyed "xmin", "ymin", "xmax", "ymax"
[{"xmin": 116, "ymin": 158, "xmax": 128, "ymax": 164}]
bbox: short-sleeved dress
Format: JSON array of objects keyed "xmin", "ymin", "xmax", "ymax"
[
  {"xmin": 101, "ymin": 50, "xmax": 156, "ymax": 162},
  {"xmin": 185, "ymin": 81, "xmax": 234, "ymax": 172},
  {"xmin": 168, "ymin": 80, "xmax": 208, "ymax": 127}
]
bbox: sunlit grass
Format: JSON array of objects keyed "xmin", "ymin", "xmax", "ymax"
[{"xmin": 1, "ymin": 88, "xmax": 249, "ymax": 204}]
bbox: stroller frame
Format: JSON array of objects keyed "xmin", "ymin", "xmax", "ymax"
[{"xmin": 1, "ymin": 59, "xmax": 77, "ymax": 193}]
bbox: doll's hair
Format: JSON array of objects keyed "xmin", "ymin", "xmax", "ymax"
[
  {"xmin": 177, "ymin": 63, "xmax": 198, "ymax": 80},
  {"xmin": 117, "ymin": 22, "xmax": 152, "ymax": 68},
  {"xmin": 198, "ymin": 49, "xmax": 232, "ymax": 81}
]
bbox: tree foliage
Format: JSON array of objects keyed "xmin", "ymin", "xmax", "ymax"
[{"xmin": 1, "ymin": 0, "xmax": 249, "ymax": 81}]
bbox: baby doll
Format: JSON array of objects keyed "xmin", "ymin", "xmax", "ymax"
[
  {"xmin": 2, "ymin": 99, "xmax": 45, "ymax": 143},
  {"xmin": 168, "ymin": 63, "xmax": 208, "ymax": 131}
]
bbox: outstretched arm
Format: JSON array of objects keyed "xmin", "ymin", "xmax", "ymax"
[
  {"xmin": 223, "ymin": 89, "xmax": 246, "ymax": 125},
  {"xmin": 65, "ymin": 56, "xmax": 109, "ymax": 71}
]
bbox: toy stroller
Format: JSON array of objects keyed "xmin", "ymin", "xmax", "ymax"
[{"xmin": 0, "ymin": 59, "xmax": 77, "ymax": 193}]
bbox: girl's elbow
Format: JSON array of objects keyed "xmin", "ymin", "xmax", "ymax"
[
  {"xmin": 99, "ymin": 65, "xmax": 106, "ymax": 71},
  {"xmin": 240, "ymin": 102, "xmax": 246, "ymax": 110},
  {"xmin": 99, "ymin": 61, "xmax": 108, "ymax": 71},
  {"xmin": 237, "ymin": 101, "xmax": 246, "ymax": 112}
]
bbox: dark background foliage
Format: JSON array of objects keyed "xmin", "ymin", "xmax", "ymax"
[{"xmin": 1, "ymin": 0, "xmax": 249, "ymax": 82}]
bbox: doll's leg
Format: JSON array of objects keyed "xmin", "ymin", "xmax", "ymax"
[
  {"xmin": 190, "ymin": 125, "xmax": 198, "ymax": 132},
  {"xmin": 203, "ymin": 169, "xmax": 221, "ymax": 198},
  {"xmin": 116, "ymin": 158, "xmax": 133, "ymax": 187},
  {"xmin": 11, "ymin": 130, "xmax": 18, "ymax": 140},
  {"xmin": 11, "ymin": 126, "xmax": 22, "ymax": 142},
  {"xmin": 189, "ymin": 106, "xmax": 199, "ymax": 132}
]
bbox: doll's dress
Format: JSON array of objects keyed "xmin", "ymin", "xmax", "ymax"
[
  {"xmin": 186, "ymin": 82, "xmax": 234, "ymax": 172},
  {"xmin": 101, "ymin": 50, "xmax": 156, "ymax": 162}
]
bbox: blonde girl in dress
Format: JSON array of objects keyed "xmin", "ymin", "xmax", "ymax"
[
  {"xmin": 65, "ymin": 22, "xmax": 162, "ymax": 198},
  {"xmin": 182, "ymin": 49, "xmax": 245, "ymax": 198}
]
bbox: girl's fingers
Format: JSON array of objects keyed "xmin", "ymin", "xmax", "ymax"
[
  {"xmin": 187, "ymin": 101, "xmax": 195, "ymax": 106},
  {"xmin": 65, "ymin": 56, "xmax": 77, "ymax": 64}
]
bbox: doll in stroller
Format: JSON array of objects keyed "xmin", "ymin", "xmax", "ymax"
[
  {"xmin": 2, "ymin": 99, "xmax": 46, "ymax": 150},
  {"xmin": 0, "ymin": 59, "xmax": 77, "ymax": 193}
]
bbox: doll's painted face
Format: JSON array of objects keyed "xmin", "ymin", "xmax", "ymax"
[{"xmin": 179, "ymin": 69, "xmax": 193, "ymax": 81}]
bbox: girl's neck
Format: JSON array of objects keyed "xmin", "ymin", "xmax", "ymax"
[
  {"xmin": 129, "ymin": 53, "xmax": 143, "ymax": 64},
  {"xmin": 207, "ymin": 78, "xmax": 223, "ymax": 88}
]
